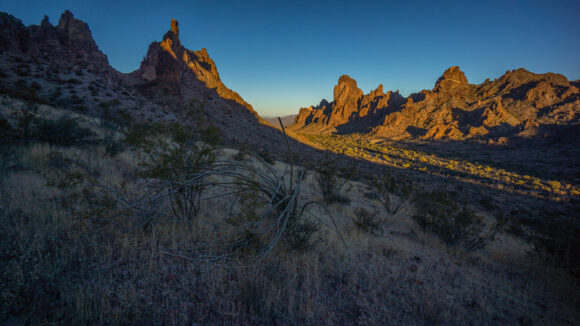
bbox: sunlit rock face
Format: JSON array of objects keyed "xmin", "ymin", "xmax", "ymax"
[
  {"xmin": 170, "ymin": 18, "xmax": 179, "ymax": 38},
  {"xmin": 328, "ymin": 75, "xmax": 363, "ymax": 125},
  {"xmin": 291, "ymin": 65, "xmax": 580, "ymax": 142},
  {"xmin": 433, "ymin": 66, "xmax": 469, "ymax": 93}
]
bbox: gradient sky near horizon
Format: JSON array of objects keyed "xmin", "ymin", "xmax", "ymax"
[{"xmin": 2, "ymin": 0, "xmax": 579, "ymax": 116}]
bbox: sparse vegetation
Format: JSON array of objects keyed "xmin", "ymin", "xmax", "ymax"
[
  {"xmin": 413, "ymin": 190, "xmax": 493, "ymax": 251},
  {"xmin": 352, "ymin": 207, "xmax": 382, "ymax": 235},
  {"xmin": 315, "ymin": 160, "xmax": 351, "ymax": 204},
  {"xmin": 304, "ymin": 134, "xmax": 580, "ymax": 199},
  {"xmin": 372, "ymin": 174, "xmax": 410, "ymax": 217}
]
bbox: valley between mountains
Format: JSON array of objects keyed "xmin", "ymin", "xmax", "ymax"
[{"xmin": 0, "ymin": 10, "xmax": 578, "ymax": 325}]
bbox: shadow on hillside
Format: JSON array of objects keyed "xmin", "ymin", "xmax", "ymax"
[{"xmin": 393, "ymin": 124, "xmax": 580, "ymax": 182}]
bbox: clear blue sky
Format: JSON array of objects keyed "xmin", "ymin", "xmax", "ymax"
[{"xmin": 2, "ymin": 0, "xmax": 580, "ymax": 117}]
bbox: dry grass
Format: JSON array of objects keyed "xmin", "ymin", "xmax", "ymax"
[{"xmin": 0, "ymin": 100, "xmax": 579, "ymax": 325}]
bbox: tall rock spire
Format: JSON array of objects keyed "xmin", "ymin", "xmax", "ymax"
[{"xmin": 170, "ymin": 18, "xmax": 179, "ymax": 38}]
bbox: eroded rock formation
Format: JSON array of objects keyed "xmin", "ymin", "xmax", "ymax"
[{"xmin": 291, "ymin": 66, "xmax": 580, "ymax": 142}]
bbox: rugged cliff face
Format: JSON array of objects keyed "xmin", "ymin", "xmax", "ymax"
[
  {"xmin": 0, "ymin": 11, "xmax": 300, "ymax": 153},
  {"xmin": 128, "ymin": 19, "xmax": 255, "ymax": 115},
  {"xmin": 291, "ymin": 66, "xmax": 580, "ymax": 142},
  {"xmin": 291, "ymin": 76, "xmax": 404, "ymax": 133},
  {"xmin": 0, "ymin": 11, "xmax": 113, "ymax": 73}
]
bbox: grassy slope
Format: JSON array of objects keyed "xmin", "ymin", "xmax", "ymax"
[{"xmin": 1, "ymin": 97, "xmax": 579, "ymax": 325}]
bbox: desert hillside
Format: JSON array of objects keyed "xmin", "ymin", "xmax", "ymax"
[{"xmin": 0, "ymin": 10, "xmax": 578, "ymax": 326}]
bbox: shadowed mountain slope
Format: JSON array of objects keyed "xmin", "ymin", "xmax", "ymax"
[{"xmin": 0, "ymin": 11, "xmax": 305, "ymax": 154}]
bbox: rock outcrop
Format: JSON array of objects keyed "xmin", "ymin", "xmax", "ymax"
[
  {"xmin": 433, "ymin": 66, "xmax": 469, "ymax": 93},
  {"xmin": 0, "ymin": 11, "xmax": 286, "ymax": 152},
  {"xmin": 0, "ymin": 11, "xmax": 112, "ymax": 71},
  {"xmin": 290, "ymin": 66, "xmax": 580, "ymax": 142},
  {"xmin": 130, "ymin": 19, "xmax": 255, "ymax": 114},
  {"xmin": 328, "ymin": 75, "xmax": 363, "ymax": 125}
]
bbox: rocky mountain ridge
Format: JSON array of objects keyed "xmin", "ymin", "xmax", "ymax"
[
  {"xmin": 0, "ymin": 10, "xmax": 287, "ymax": 151},
  {"xmin": 0, "ymin": 10, "xmax": 116, "ymax": 76},
  {"xmin": 290, "ymin": 66, "xmax": 580, "ymax": 143}
]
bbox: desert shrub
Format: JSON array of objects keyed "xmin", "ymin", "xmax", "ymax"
[
  {"xmin": 169, "ymin": 122, "xmax": 192, "ymax": 144},
  {"xmin": 413, "ymin": 191, "xmax": 492, "ymax": 251},
  {"xmin": 282, "ymin": 217, "xmax": 320, "ymax": 253},
  {"xmin": 34, "ymin": 116, "xmax": 95, "ymax": 146},
  {"xmin": 124, "ymin": 123, "xmax": 155, "ymax": 147},
  {"xmin": 315, "ymin": 161, "xmax": 350, "ymax": 204},
  {"xmin": 70, "ymin": 94, "xmax": 83, "ymax": 105},
  {"xmin": 14, "ymin": 63, "xmax": 30, "ymax": 76},
  {"xmin": 139, "ymin": 137, "xmax": 215, "ymax": 229},
  {"xmin": 479, "ymin": 194, "xmax": 496, "ymax": 211},
  {"xmin": 101, "ymin": 107, "xmax": 133, "ymax": 127},
  {"xmin": 200, "ymin": 124, "xmax": 221, "ymax": 146},
  {"xmin": 72, "ymin": 104, "xmax": 88, "ymax": 113},
  {"xmin": 50, "ymin": 89, "xmax": 62, "ymax": 99},
  {"xmin": 48, "ymin": 171, "xmax": 85, "ymax": 189},
  {"xmin": 372, "ymin": 175, "xmax": 410, "ymax": 217},
  {"xmin": 9, "ymin": 111, "xmax": 94, "ymax": 146},
  {"xmin": 257, "ymin": 149, "xmax": 275, "ymax": 164},
  {"xmin": 215, "ymin": 153, "xmax": 323, "ymax": 256},
  {"xmin": 0, "ymin": 84, "xmax": 48, "ymax": 104},
  {"xmin": 353, "ymin": 208, "xmax": 382, "ymax": 235},
  {"xmin": 531, "ymin": 220, "xmax": 580, "ymax": 277}
]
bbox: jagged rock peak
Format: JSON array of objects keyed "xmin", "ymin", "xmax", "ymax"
[
  {"xmin": 370, "ymin": 84, "xmax": 385, "ymax": 97},
  {"xmin": 40, "ymin": 14, "xmax": 51, "ymax": 27},
  {"xmin": 56, "ymin": 10, "xmax": 75, "ymax": 30},
  {"xmin": 56, "ymin": 10, "xmax": 100, "ymax": 51},
  {"xmin": 171, "ymin": 18, "xmax": 179, "ymax": 38},
  {"xmin": 434, "ymin": 66, "xmax": 469, "ymax": 92},
  {"xmin": 334, "ymin": 75, "xmax": 363, "ymax": 103}
]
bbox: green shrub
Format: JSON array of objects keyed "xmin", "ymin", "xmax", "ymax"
[
  {"xmin": 200, "ymin": 124, "xmax": 221, "ymax": 146},
  {"xmin": 140, "ymin": 140, "xmax": 216, "ymax": 229},
  {"xmin": 413, "ymin": 191, "xmax": 491, "ymax": 251}
]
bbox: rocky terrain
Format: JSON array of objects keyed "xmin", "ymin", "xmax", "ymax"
[
  {"xmin": 0, "ymin": 10, "xmax": 302, "ymax": 155},
  {"xmin": 290, "ymin": 66, "xmax": 580, "ymax": 144}
]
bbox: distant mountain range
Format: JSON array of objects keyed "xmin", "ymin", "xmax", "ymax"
[
  {"xmin": 263, "ymin": 115, "xmax": 297, "ymax": 128},
  {"xmin": 289, "ymin": 66, "xmax": 580, "ymax": 144}
]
